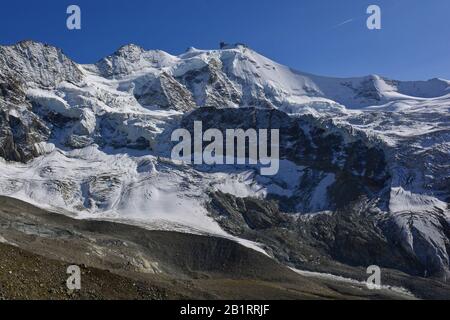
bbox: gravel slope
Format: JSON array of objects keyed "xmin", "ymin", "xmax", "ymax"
[{"xmin": 0, "ymin": 196, "xmax": 418, "ymax": 300}]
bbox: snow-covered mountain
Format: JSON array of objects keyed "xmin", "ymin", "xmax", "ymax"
[{"xmin": 0, "ymin": 40, "xmax": 448, "ymax": 279}]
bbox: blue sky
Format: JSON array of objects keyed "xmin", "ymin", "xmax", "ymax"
[{"xmin": 1, "ymin": 0, "xmax": 449, "ymax": 80}]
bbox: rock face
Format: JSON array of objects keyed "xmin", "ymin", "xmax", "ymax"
[
  {"xmin": 181, "ymin": 107, "xmax": 389, "ymax": 213},
  {"xmin": 0, "ymin": 41, "xmax": 448, "ymax": 282},
  {"xmin": 181, "ymin": 107, "xmax": 443, "ymax": 278},
  {"xmin": 0, "ymin": 41, "xmax": 83, "ymax": 162},
  {"xmin": 0, "ymin": 41, "xmax": 83, "ymax": 87},
  {"xmin": 134, "ymin": 72, "xmax": 196, "ymax": 111},
  {"xmin": 0, "ymin": 109, "xmax": 49, "ymax": 162},
  {"xmin": 175, "ymin": 56, "xmax": 242, "ymax": 108},
  {"xmin": 207, "ymin": 191, "xmax": 425, "ymax": 276},
  {"xmin": 0, "ymin": 75, "xmax": 49, "ymax": 162}
]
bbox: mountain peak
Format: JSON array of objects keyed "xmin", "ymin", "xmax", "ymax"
[
  {"xmin": 0, "ymin": 40, "xmax": 82, "ymax": 88},
  {"xmin": 0, "ymin": 40, "xmax": 62, "ymax": 54},
  {"xmin": 114, "ymin": 43, "xmax": 145, "ymax": 57},
  {"xmin": 219, "ymin": 42, "xmax": 249, "ymax": 50}
]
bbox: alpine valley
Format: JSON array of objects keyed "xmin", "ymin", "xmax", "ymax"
[{"xmin": 0, "ymin": 40, "xmax": 449, "ymax": 299}]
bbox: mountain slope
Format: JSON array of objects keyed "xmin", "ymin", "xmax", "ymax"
[{"xmin": 0, "ymin": 195, "xmax": 424, "ymax": 300}]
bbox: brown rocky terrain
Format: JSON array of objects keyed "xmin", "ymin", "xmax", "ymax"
[{"xmin": 0, "ymin": 196, "xmax": 424, "ymax": 300}]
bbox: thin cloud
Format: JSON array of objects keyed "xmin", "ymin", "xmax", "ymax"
[{"xmin": 332, "ymin": 18, "xmax": 355, "ymax": 29}]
